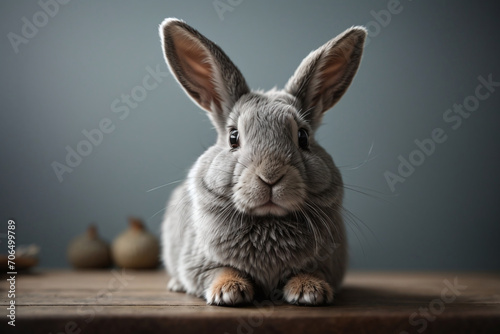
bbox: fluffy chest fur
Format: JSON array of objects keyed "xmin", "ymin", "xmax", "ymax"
[{"xmin": 200, "ymin": 213, "xmax": 325, "ymax": 292}]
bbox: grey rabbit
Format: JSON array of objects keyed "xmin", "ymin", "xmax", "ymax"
[{"xmin": 159, "ymin": 18, "xmax": 366, "ymax": 306}]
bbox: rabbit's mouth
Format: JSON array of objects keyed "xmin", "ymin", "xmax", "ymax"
[
  {"xmin": 232, "ymin": 164, "xmax": 306, "ymax": 217},
  {"xmin": 252, "ymin": 200, "xmax": 288, "ymax": 216}
]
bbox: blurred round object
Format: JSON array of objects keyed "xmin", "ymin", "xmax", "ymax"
[
  {"xmin": 0, "ymin": 244, "xmax": 39, "ymax": 271},
  {"xmin": 67, "ymin": 225, "xmax": 111, "ymax": 269},
  {"xmin": 111, "ymin": 217, "xmax": 159, "ymax": 269}
]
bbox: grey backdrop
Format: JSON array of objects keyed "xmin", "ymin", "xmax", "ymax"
[{"xmin": 1, "ymin": 0, "xmax": 499, "ymax": 270}]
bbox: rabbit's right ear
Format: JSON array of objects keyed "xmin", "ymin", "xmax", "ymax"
[
  {"xmin": 285, "ymin": 27, "xmax": 366, "ymax": 130},
  {"xmin": 159, "ymin": 18, "xmax": 249, "ymax": 124}
]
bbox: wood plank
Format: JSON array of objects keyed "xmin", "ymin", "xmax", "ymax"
[
  {"xmin": 1, "ymin": 270, "xmax": 499, "ymax": 333},
  {"xmin": 10, "ymin": 305, "xmax": 500, "ymax": 334}
]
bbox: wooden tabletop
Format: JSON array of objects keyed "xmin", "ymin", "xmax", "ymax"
[{"xmin": 1, "ymin": 270, "xmax": 499, "ymax": 333}]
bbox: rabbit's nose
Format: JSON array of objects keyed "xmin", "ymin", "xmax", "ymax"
[{"xmin": 258, "ymin": 172, "xmax": 285, "ymax": 187}]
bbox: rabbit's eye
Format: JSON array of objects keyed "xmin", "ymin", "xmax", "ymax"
[
  {"xmin": 298, "ymin": 128, "xmax": 309, "ymax": 149},
  {"xmin": 229, "ymin": 129, "xmax": 239, "ymax": 149}
]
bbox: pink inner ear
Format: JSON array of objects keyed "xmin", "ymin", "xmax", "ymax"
[
  {"xmin": 319, "ymin": 57, "xmax": 347, "ymax": 92},
  {"xmin": 314, "ymin": 39, "xmax": 356, "ymax": 112},
  {"xmin": 174, "ymin": 33, "xmax": 221, "ymax": 111}
]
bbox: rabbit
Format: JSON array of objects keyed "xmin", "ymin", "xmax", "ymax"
[{"xmin": 158, "ymin": 18, "xmax": 366, "ymax": 306}]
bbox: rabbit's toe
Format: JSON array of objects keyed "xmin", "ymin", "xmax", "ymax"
[
  {"xmin": 205, "ymin": 268, "xmax": 254, "ymax": 306},
  {"xmin": 284, "ymin": 273, "xmax": 334, "ymax": 305}
]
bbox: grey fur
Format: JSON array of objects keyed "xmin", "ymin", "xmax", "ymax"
[{"xmin": 158, "ymin": 18, "xmax": 366, "ymax": 305}]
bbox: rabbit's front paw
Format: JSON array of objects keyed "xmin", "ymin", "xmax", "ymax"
[
  {"xmin": 205, "ymin": 268, "xmax": 254, "ymax": 306},
  {"xmin": 283, "ymin": 273, "xmax": 334, "ymax": 305}
]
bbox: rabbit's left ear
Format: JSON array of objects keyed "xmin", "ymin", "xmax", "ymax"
[
  {"xmin": 159, "ymin": 18, "xmax": 249, "ymax": 124},
  {"xmin": 285, "ymin": 27, "xmax": 366, "ymax": 129}
]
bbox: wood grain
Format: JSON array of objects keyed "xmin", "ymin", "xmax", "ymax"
[{"xmin": 1, "ymin": 270, "xmax": 499, "ymax": 333}]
